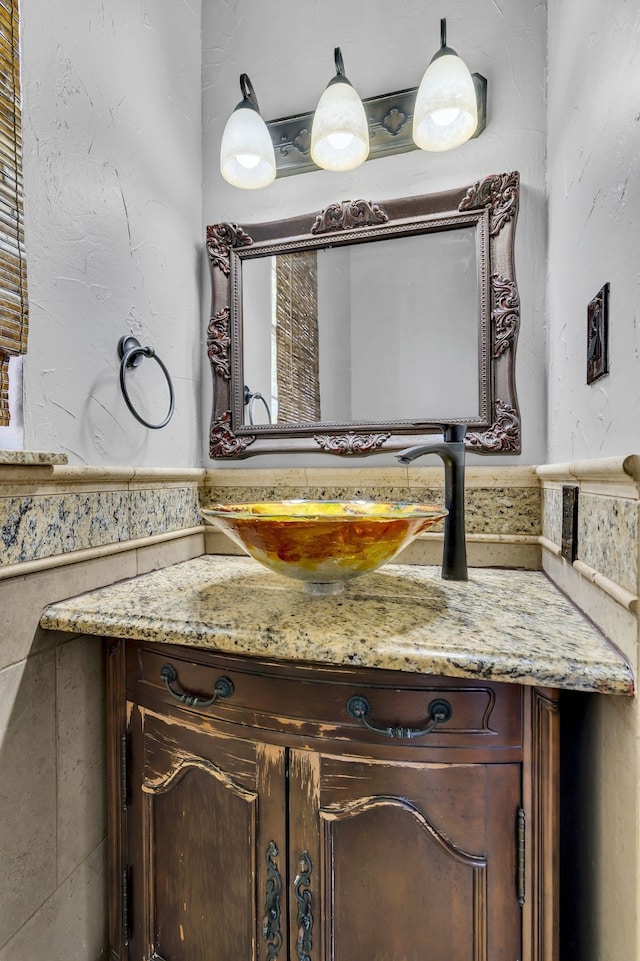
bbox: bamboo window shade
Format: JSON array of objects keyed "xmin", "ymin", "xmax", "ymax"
[
  {"xmin": 0, "ymin": 0, "xmax": 27, "ymax": 426},
  {"xmin": 275, "ymin": 251, "xmax": 321, "ymax": 423}
]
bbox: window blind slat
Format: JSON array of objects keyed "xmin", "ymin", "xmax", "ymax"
[
  {"xmin": 0, "ymin": 355, "xmax": 9, "ymax": 426},
  {"xmin": 0, "ymin": 0, "xmax": 27, "ymax": 426}
]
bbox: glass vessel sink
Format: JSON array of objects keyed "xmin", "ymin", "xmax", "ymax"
[{"xmin": 201, "ymin": 500, "xmax": 447, "ymax": 594}]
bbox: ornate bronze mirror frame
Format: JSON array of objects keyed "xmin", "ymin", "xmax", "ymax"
[{"xmin": 206, "ymin": 170, "xmax": 521, "ymax": 458}]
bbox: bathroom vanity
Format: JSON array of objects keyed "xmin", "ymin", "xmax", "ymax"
[{"xmin": 41, "ymin": 556, "xmax": 633, "ymax": 961}]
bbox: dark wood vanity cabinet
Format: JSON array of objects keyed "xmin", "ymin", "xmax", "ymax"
[{"xmin": 106, "ymin": 639, "xmax": 559, "ymax": 961}]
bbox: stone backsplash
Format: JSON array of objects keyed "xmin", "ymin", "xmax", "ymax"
[
  {"xmin": 0, "ymin": 467, "xmax": 203, "ymax": 571},
  {"xmin": 1, "ymin": 464, "xmax": 542, "ymax": 573},
  {"xmin": 539, "ymin": 457, "xmax": 639, "ymax": 599},
  {"xmin": 202, "ymin": 466, "xmax": 541, "ymax": 537},
  {"xmin": 537, "ymin": 456, "xmax": 640, "ymax": 669}
]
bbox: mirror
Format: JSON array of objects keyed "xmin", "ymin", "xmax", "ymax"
[
  {"xmin": 242, "ymin": 228, "xmax": 480, "ymax": 424},
  {"xmin": 206, "ymin": 171, "xmax": 521, "ymax": 457}
]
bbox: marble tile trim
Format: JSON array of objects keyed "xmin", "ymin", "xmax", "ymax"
[
  {"xmin": 202, "ymin": 484, "xmax": 541, "ymax": 537},
  {"xmin": 542, "ymin": 551, "xmax": 638, "ymax": 671},
  {"xmin": 0, "ymin": 526, "xmax": 205, "ymax": 581},
  {"xmin": 539, "ymin": 455, "xmax": 640, "ymax": 617},
  {"xmin": 206, "ymin": 465, "xmax": 539, "ymax": 489},
  {"xmin": 578, "ymin": 493, "xmax": 638, "ymax": 595},
  {"xmin": 540, "ymin": 532, "xmax": 638, "ymax": 616},
  {"xmin": 1, "ymin": 484, "xmax": 202, "ymax": 569},
  {"xmin": 0, "ymin": 450, "xmax": 68, "ymax": 465},
  {"xmin": 537, "ymin": 455, "xmax": 640, "ymax": 499},
  {"xmin": 205, "ymin": 528, "xmax": 543, "ymax": 572},
  {"xmin": 0, "ymin": 464, "xmax": 205, "ymax": 490},
  {"xmin": 542, "ymin": 487, "xmax": 562, "ymax": 547},
  {"xmin": 1, "ymin": 463, "xmax": 541, "ymax": 572}
]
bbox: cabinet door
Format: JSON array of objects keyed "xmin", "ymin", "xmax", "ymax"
[
  {"xmin": 289, "ymin": 750, "xmax": 521, "ymax": 961},
  {"xmin": 126, "ymin": 704, "xmax": 287, "ymax": 961}
]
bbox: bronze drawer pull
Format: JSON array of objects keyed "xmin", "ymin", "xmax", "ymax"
[
  {"xmin": 159, "ymin": 664, "xmax": 234, "ymax": 707},
  {"xmin": 346, "ymin": 695, "xmax": 452, "ymax": 739}
]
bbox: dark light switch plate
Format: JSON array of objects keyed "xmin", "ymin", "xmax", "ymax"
[
  {"xmin": 587, "ymin": 282, "xmax": 609, "ymax": 384},
  {"xmin": 561, "ymin": 486, "xmax": 579, "ymax": 563}
]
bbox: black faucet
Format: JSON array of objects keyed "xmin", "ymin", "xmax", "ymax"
[{"xmin": 396, "ymin": 425, "xmax": 468, "ymax": 581}]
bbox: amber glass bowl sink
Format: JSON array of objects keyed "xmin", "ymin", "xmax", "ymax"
[{"xmin": 201, "ymin": 500, "xmax": 447, "ymax": 594}]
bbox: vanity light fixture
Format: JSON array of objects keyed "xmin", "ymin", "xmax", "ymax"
[
  {"xmin": 413, "ymin": 18, "xmax": 479, "ymax": 152},
  {"xmin": 221, "ymin": 22, "xmax": 486, "ymax": 186},
  {"xmin": 220, "ymin": 74, "xmax": 276, "ymax": 189},
  {"xmin": 310, "ymin": 47, "xmax": 369, "ymax": 172}
]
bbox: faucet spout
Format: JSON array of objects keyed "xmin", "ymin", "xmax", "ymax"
[{"xmin": 397, "ymin": 425, "xmax": 468, "ymax": 581}]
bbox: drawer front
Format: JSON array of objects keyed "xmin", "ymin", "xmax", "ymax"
[{"xmin": 126, "ymin": 642, "xmax": 523, "ymax": 754}]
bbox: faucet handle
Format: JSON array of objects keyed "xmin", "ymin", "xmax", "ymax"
[{"xmin": 441, "ymin": 424, "xmax": 467, "ymax": 444}]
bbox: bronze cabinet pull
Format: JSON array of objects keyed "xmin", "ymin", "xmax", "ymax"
[
  {"xmin": 346, "ymin": 695, "xmax": 452, "ymax": 739},
  {"xmin": 517, "ymin": 807, "xmax": 526, "ymax": 906},
  {"xmin": 294, "ymin": 851, "xmax": 313, "ymax": 961},
  {"xmin": 159, "ymin": 663, "xmax": 234, "ymax": 708},
  {"xmin": 262, "ymin": 841, "xmax": 283, "ymax": 960}
]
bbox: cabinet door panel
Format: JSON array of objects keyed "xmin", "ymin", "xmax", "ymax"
[
  {"xmin": 310, "ymin": 756, "xmax": 488, "ymax": 856},
  {"xmin": 150, "ymin": 764, "xmax": 256, "ymax": 960},
  {"xmin": 290, "ymin": 750, "xmax": 521, "ymax": 961},
  {"xmin": 127, "ymin": 706, "xmax": 287, "ymax": 961},
  {"xmin": 327, "ymin": 801, "xmax": 486, "ymax": 961}
]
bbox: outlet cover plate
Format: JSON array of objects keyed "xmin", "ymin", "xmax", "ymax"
[
  {"xmin": 587, "ymin": 282, "xmax": 609, "ymax": 384},
  {"xmin": 561, "ymin": 485, "xmax": 579, "ymax": 563}
]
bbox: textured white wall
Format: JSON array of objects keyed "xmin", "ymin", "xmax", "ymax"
[
  {"xmin": 547, "ymin": 0, "xmax": 640, "ymax": 460},
  {"xmin": 202, "ymin": 0, "xmax": 548, "ymax": 466},
  {"xmin": 20, "ymin": 0, "xmax": 203, "ymax": 467}
]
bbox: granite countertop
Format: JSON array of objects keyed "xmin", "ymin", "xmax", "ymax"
[{"xmin": 40, "ymin": 555, "xmax": 634, "ymax": 696}]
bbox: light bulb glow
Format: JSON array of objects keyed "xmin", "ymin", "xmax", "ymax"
[
  {"xmin": 236, "ymin": 153, "xmax": 261, "ymax": 169},
  {"xmin": 431, "ymin": 107, "xmax": 461, "ymax": 127},
  {"xmin": 327, "ymin": 131, "xmax": 355, "ymax": 150}
]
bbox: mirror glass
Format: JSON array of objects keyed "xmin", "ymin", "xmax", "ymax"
[{"xmin": 241, "ymin": 226, "xmax": 479, "ymax": 426}]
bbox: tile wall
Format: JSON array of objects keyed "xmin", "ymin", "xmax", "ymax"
[
  {"xmin": 0, "ymin": 464, "xmax": 205, "ymax": 961},
  {"xmin": 0, "ymin": 466, "xmax": 203, "ymax": 572}
]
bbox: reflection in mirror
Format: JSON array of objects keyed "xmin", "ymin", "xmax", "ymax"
[
  {"xmin": 206, "ymin": 172, "xmax": 521, "ymax": 457},
  {"xmin": 242, "ymin": 227, "xmax": 479, "ymax": 426}
]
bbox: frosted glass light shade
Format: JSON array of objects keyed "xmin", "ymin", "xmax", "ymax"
[
  {"xmin": 311, "ymin": 80, "xmax": 369, "ymax": 172},
  {"xmin": 413, "ymin": 53, "xmax": 478, "ymax": 152},
  {"xmin": 220, "ymin": 106, "xmax": 276, "ymax": 189}
]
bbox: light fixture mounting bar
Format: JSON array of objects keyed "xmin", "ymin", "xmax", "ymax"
[{"xmin": 266, "ymin": 75, "xmax": 486, "ymax": 178}]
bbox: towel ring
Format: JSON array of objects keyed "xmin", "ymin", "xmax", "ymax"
[
  {"xmin": 117, "ymin": 336, "xmax": 175, "ymax": 430},
  {"xmin": 243, "ymin": 384, "xmax": 272, "ymax": 425}
]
